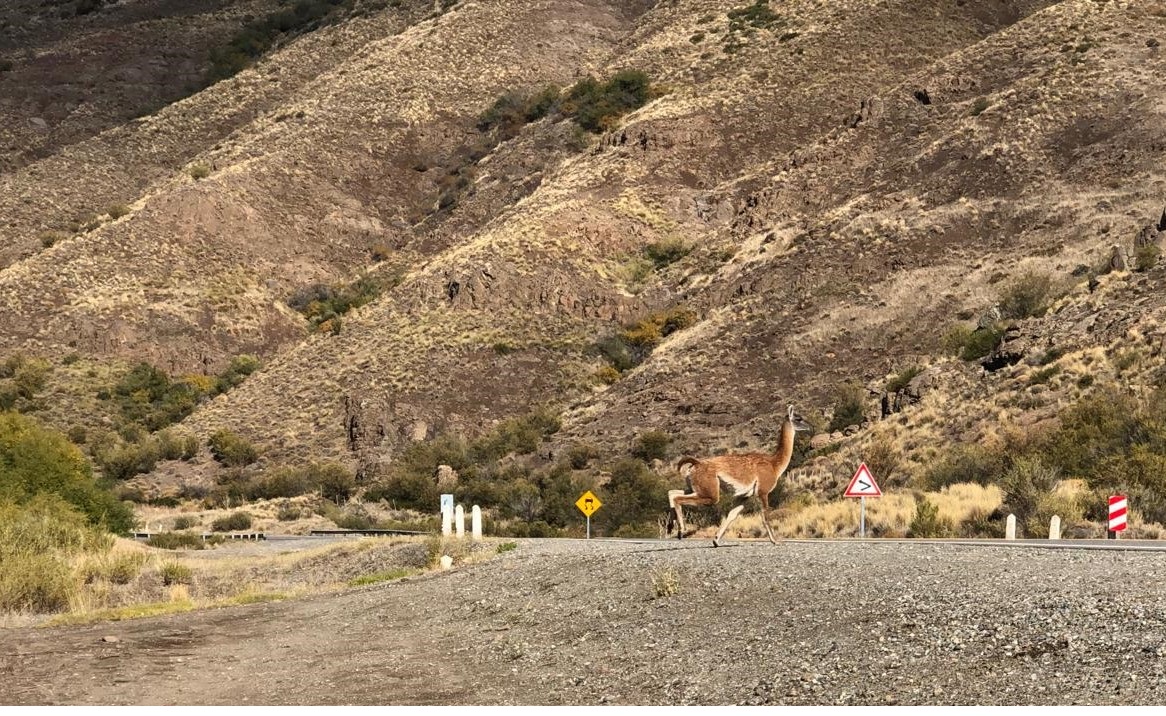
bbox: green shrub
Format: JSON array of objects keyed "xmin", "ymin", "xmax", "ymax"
[
  {"xmin": 999, "ymin": 456, "xmax": 1060, "ymax": 535},
  {"xmin": 315, "ymin": 462, "xmax": 356, "ymax": 504},
  {"xmin": 66, "ymin": 425, "xmax": 87, "ymax": 444},
  {"xmin": 998, "ymin": 271, "xmax": 1058, "ymax": 319},
  {"xmin": 288, "ymin": 277, "xmax": 383, "ymax": 331},
  {"xmin": 595, "ymin": 459, "xmax": 670, "ymax": 536},
  {"xmin": 970, "ymin": 97, "xmax": 991, "ymax": 116},
  {"xmin": 276, "ymin": 502, "xmax": 302, "ymax": 521},
  {"xmin": 39, "ymin": 230, "xmax": 67, "ymax": 248},
  {"xmin": 908, "ymin": 496, "xmax": 953, "ymax": 537},
  {"xmin": 1136, "ymin": 244, "xmax": 1161, "ymax": 272},
  {"xmin": 107, "ymin": 363, "xmax": 201, "ymax": 431},
  {"xmin": 596, "ymin": 306, "xmax": 698, "ymax": 375},
  {"xmin": 188, "ymin": 164, "xmax": 211, "ymax": 180},
  {"xmin": 208, "ymin": 430, "xmax": 259, "ymax": 467},
  {"xmin": 146, "ymin": 531, "xmax": 210, "ymax": 550},
  {"xmin": 206, "ymin": 0, "xmax": 350, "ymax": 83},
  {"xmin": 496, "ymin": 541, "xmax": 518, "ymax": 553},
  {"xmin": 107, "ymin": 204, "xmax": 130, "ymax": 220},
  {"xmin": 943, "ymin": 324, "xmax": 1005, "ymax": 361},
  {"xmin": 922, "ymin": 443, "xmax": 1005, "ymax": 490},
  {"xmin": 1028, "ymin": 365, "xmax": 1060, "ymax": 386},
  {"xmin": 215, "ymin": 355, "xmax": 261, "ymax": 393},
  {"xmin": 0, "ymin": 412, "xmax": 134, "ymax": 533},
  {"xmin": 567, "ymin": 442, "xmax": 600, "ymax": 469},
  {"xmin": 643, "ymin": 237, "xmax": 692, "ymax": 269},
  {"xmin": 827, "ymin": 383, "xmax": 866, "ymax": 432},
  {"xmin": 348, "ymin": 568, "xmax": 413, "ymax": 587},
  {"xmin": 172, "ymin": 515, "xmax": 198, "ymax": 530},
  {"xmin": 560, "ymin": 69, "xmax": 653, "ymax": 133},
  {"xmin": 160, "ymin": 562, "xmax": 193, "ymax": 586},
  {"xmin": 98, "ymin": 441, "xmax": 159, "ymax": 482},
  {"xmin": 98, "ymin": 551, "xmax": 148, "ymax": 585},
  {"xmin": 632, "ymin": 431, "xmax": 671, "ymax": 462},
  {"xmin": 210, "ymin": 511, "xmax": 253, "ymax": 532}
]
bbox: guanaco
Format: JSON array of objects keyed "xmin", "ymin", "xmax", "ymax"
[{"xmin": 668, "ymin": 405, "xmax": 811, "ymax": 546}]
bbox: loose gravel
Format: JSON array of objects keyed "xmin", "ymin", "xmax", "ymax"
[{"xmin": 3, "ymin": 538, "xmax": 1166, "ymax": 705}]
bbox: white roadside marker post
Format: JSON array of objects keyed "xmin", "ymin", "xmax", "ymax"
[
  {"xmin": 455, "ymin": 504, "xmax": 465, "ymax": 538},
  {"xmin": 1049, "ymin": 515, "xmax": 1061, "ymax": 540},
  {"xmin": 442, "ymin": 507, "xmax": 452, "ymax": 536},
  {"xmin": 471, "ymin": 505, "xmax": 482, "ymax": 541},
  {"xmin": 1005, "ymin": 514, "xmax": 1017, "ymax": 540}
]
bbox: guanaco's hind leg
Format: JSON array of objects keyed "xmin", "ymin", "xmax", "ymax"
[
  {"xmin": 759, "ymin": 491, "xmax": 778, "ymax": 545},
  {"xmin": 669, "ymin": 492, "xmax": 716, "ymax": 539}
]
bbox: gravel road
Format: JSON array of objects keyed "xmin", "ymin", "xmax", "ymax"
[{"xmin": 3, "ymin": 538, "xmax": 1166, "ymax": 705}]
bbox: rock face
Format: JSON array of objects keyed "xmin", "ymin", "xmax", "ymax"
[
  {"xmin": 1135, "ymin": 223, "xmax": 1162, "ymax": 249},
  {"xmin": 1112, "ymin": 244, "xmax": 1131, "ymax": 271},
  {"xmin": 881, "ymin": 367, "xmax": 940, "ymax": 417}
]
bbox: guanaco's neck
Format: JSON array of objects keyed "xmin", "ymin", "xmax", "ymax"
[{"xmin": 771, "ymin": 419, "xmax": 796, "ymax": 472}]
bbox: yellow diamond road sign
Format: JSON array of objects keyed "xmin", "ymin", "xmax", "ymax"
[{"xmin": 576, "ymin": 491, "xmax": 602, "ymax": 517}]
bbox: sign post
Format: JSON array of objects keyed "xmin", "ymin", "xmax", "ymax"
[
  {"xmin": 843, "ymin": 463, "xmax": 882, "ymax": 538},
  {"xmin": 1109, "ymin": 494, "xmax": 1128, "ymax": 539},
  {"xmin": 575, "ymin": 490, "xmax": 602, "ymax": 539}
]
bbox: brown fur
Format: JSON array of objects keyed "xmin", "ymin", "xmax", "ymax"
[{"xmin": 668, "ymin": 409, "xmax": 798, "ymax": 546}]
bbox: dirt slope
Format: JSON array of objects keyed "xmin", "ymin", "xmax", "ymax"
[{"xmin": 1, "ymin": 0, "xmax": 1165, "ymax": 499}]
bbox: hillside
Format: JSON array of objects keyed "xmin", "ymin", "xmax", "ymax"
[{"xmin": 1, "ymin": 0, "xmax": 1165, "ymax": 536}]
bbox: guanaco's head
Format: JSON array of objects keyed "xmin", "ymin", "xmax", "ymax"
[{"xmin": 786, "ymin": 405, "xmax": 813, "ymax": 432}]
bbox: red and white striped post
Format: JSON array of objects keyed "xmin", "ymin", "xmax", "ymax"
[{"xmin": 1108, "ymin": 494, "xmax": 1128, "ymax": 539}]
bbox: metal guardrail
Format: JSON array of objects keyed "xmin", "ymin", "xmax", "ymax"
[
  {"xmin": 132, "ymin": 532, "xmax": 266, "ymax": 541},
  {"xmin": 308, "ymin": 528, "xmax": 430, "ymax": 537}
]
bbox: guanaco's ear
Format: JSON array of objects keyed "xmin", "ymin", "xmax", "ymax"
[{"xmin": 787, "ymin": 404, "xmax": 795, "ymax": 421}]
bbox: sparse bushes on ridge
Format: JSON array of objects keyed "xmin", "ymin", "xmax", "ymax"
[
  {"xmin": 0, "ymin": 354, "xmax": 51, "ymax": 413},
  {"xmin": 206, "ymin": 0, "xmax": 351, "ymax": 84},
  {"xmin": 479, "ymin": 69, "xmax": 657, "ymax": 139},
  {"xmin": 595, "ymin": 306, "xmax": 698, "ymax": 377},
  {"xmin": 288, "ymin": 276, "xmax": 383, "ymax": 331},
  {"xmin": 103, "ymin": 358, "xmax": 259, "ymax": 433}
]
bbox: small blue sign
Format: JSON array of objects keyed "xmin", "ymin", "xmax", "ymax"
[{"xmin": 440, "ymin": 493, "xmax": 454, "ymax": 513}]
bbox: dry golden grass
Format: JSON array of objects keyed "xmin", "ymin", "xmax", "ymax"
[
  {"xmin": 24, "ymin": 535, "xmax": 501, "ymax": 627},
  {"xmin": 719, "ymin": 482, "xmax": 1004, "ymax": 540}
]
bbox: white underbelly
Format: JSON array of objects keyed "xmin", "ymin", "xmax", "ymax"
[{"xmin": 719, "ymin": 475, "xmax": 757, "ymax": 497}]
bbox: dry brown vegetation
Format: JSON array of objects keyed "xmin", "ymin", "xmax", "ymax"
[{"xmin": 2, "ymin": 0, "xmax": 1165, "ymax": 537}]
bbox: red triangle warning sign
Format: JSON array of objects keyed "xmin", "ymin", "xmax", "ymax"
[{"xmin": 844, "ymin": 463, "xmax": 882, "ymax": 498}]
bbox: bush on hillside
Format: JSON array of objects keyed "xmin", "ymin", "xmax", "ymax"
[
  {"xmin": 0, "ymin": 412, "xmax": 134, "ymax": 533},
  {"xmin": 210, "ymin": 511, "xmax": 253, "ymax": 532},
  {"xmin": 208, "ymin": 430, "xmax": 259, "ymax": 467}
]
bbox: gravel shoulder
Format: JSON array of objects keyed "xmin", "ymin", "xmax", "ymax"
[{"xmin": 3, "ymin": 538, "xmax": 1166, "ymax": 705}]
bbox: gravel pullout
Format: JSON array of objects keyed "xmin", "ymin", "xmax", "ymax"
[{"xmin": 2, "ymin": 539, "xmax": 1165, "ymax": 705}]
